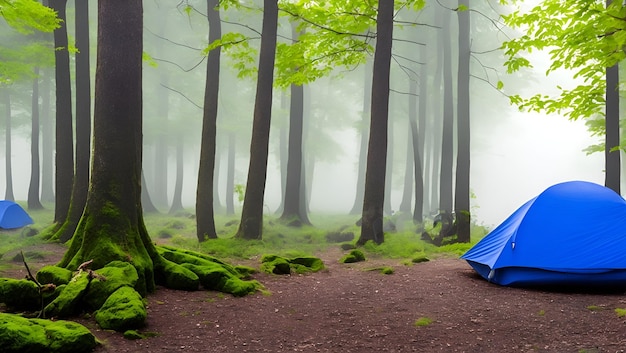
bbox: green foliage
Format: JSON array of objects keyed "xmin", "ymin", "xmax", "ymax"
[
  {"xmin": 340, "ymin": 249, "xmax": 365, "ymax": 263},
  {"xmin": 0, "ymin": 0, "xmax": 60, "ymax": 34},
  {"xmin": 502, "ymin": 0, "xmax": 626, "ymax": 126},
  {"xmin": 615, "ymin": 308, "xmax": 626, "ymax": 318}
]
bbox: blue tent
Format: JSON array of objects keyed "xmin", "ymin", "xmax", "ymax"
[
  {"xmin": 462, "ymin": 181, "xmax": 626, "ymax": 287},
  {"xmin": 0, "ymin": 200, "xmax": 33, "ymax": 229}
]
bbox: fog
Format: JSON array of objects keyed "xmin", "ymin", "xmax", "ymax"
[{"xmin": 0, "ymin": 1, "xmax": 612, "ymax": 231}]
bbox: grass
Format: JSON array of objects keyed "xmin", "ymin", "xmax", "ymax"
[
  {"xmin": 413, "ymin": 317, "xmax": 433, "ymax": 327},
  {"xmin": 1, "ymin": 206, "xmax": 490, "ymax": 265}
]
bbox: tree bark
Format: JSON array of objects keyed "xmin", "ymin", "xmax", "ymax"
[
  {"xmin": 57, "ymin": 0, "xmax": 91, "ymax": 242},
  {"xmin": 454, "ymin": 0, "xmax": 471, "ymax": 243},
  {"xmin": 28, "ymin": 67, "xmax": 44, "ymax": 210},
  {"xmin": 358, "ymin": 0, "xmax": 394, "ymax": 245},
  {"xmin": 225, "ymin": 132, "xmax": 236, "ymax": 215},
  {"xmin": 236, "ymin": 0, "xmax": 279, "ymax": 240},
  {"xmin": 196, "ymin": 0, "xmax": 222, "ymax": 241},
  {"xmin": 49, "ymin": 0, "xmax": 74, "ymax": 225}
]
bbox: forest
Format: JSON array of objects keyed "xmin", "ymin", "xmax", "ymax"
[{"xmin": 1, "ymin": 0, "xmax": 625, "ymax": 352}]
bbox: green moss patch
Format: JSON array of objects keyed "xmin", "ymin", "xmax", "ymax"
[
  {"xmin": 180, "ymin": 263, "xmax": 260, "ymax": 297},
  {"xmin": 154, "ymin": 258, "xmax": 199, "ymax": 291},
  {"xmin": 36, "ymin": 266, "xmax": 73, "ymax": 286},
  {"xmin": 260, "ymin": 254, "xmax": 325, "ymax": 275},
  {"xmin": 0, "ymin": 278, "xmax": 41, "ymax": 309},
  {"xmin": 45, "ymin": 271, "xmax": 91, "ymax": 318},
  {"xmin": 0, "ymin": 312, "xmax": 97, "ymax": 353},
  {"xmin": 340, "ymin": 249, "xmax": 366, "ymax": 263},
  {"xmin": 83, "ymin": 261, "xmax": 140, "ymax": 310},
  {"xmin": 95, "ymin": 286, "xmax": 146, "ymax": 332}
]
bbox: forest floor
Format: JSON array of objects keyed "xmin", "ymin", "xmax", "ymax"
[{"xmin": 2, "ymin": 243, "xmax": 626, "ymax": 353}]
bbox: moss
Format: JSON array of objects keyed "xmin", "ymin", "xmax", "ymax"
[
  {"xmin": 95, "ymin": 286, "xmax": 146, "ymax": 332},
  {"xmin": 154, "ymin": 258, "xmax": 199, "ymax": 291},
  {"xmin": 260, "ymin": 255, "xmax": 291, "ymax": 274},
  {"xmin": 36, "ymin": 266, "xmax": 73, "ymax": 286},
  {"xmin": 158, "ymin": 246, "xmax": 240, "ymax": 276},
  {"xmin": 44, "ymin": 271, "xmax": 91, "ymax": 318},
  {"xmin": 340, "ymin": 249, "xmax": 366, "ymax": 263},
  {"xmin": 234, "ymin": 265, "xmax": 257, "ymax": 277},
  {"xmin": 0, "ymin": 312, "xmax": 97, "ymax": 353},
  {"xmin": 181, "ymin": 263, "xmax": 260, "ymax": 297},
  {"xmin": 123, "ymin": 330, "xmax": 144, "ymax": 340},
  {"xmin": 380, "ymin": 266, "xmax": 394, "ymax": 275},
  {"xmin": 290, "ymin": 256, "xmax": 325, "ymax": 273},
  {"xmin": 83, "ymin": 261, "xmax": 139, "ymax": 310},
  {"xmin": 414, "ymin": 317, "xmax": 433, "ymax": 327},
  {"xmin": 411, "ymin": 254, "xmax": 430, "ymax": 263},
  {"xmin": 0, "ymin": 278, "xmax": 41, "ymax": 309}
]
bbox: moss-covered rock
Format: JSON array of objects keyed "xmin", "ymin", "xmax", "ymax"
[
  {"xmin": 153, "ymin": 258, "xmax": 199, "ymax": 291},
  {"xmin": 158, "ymin": 246, "xmax": 240, "ymax": 276},
  {"xmin": 260, "ymin": 254, "xmax": 325, "ymax": 275},
  {"xmin": 36, "ymin": 266, "xmax": 73, "ymax": 286},
  {"xmin": 290, "ymin": 257, "xmax": 325, "ymax": 273},
  {"xmin": 340, "ymin": 249, "xmax": 366, "ymax": 263},
  {"xmin": 83, "ymin": 261, "xmax": 140, "ymax": 310},
  {"xmin": 95, "ymin": 286, "xmax": 146, "ymax": 332},
  {"xmin": 181, "ymin": 263, "xmax": 260, "ymax": 297},
  {"xmin": 0, "ymin": 312, "xmax": 97, "ymax": 353},
  {"xmin": 44, "ymin": 271, "xmax": 91, "ymax": 318},
  {"xmin": 260, "ymin": 255, "xmax": 292, "ymax": 274},
  {"xmin": 0, "ymin": 278, "xmax": 41, "ymax": 309}
]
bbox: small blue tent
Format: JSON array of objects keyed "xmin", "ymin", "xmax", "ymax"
[
  {"xmin": 0, "ymin": 200, "xmax": 33, "ymax": 229},
  {"xmin": 462, "ymin": 181, "xmax": 626, "ymax": 287}
]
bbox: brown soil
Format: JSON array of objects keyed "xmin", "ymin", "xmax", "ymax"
[{"xmin": 2, "ymin": 244, "xmax": 626, "ymax": 353}]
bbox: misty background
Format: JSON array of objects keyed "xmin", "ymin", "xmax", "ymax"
[{"xmin": 0, "ymin": 1, "xmax": 608, "ymax": 229}]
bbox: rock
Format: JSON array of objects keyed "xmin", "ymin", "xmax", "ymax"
[
  {"xmin": 95, "ymin": 286, "xmax": 146, "ymax": 332},
  {"xmin": 0, "ymin": 312, "xmax": 97, "ymax": 353}
]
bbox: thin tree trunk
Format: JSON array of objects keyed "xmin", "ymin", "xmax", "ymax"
[
  {"xmin": 225, "ymin": 131, "xmax": 236, "ymax": 215},
  {"xmin": 280, "ymin": 25, "xmax": 310, "ymax": 226},
  {"xmin": 349, "ymin": 59, "xmax": 372, "ymax": 215},
  {"xmin": 169, "ymin": 136, "xmax": 184, "ymax": 214},
  {"xmin": 439, "ymin": 6, "xmax": 454, "ymax": 217},
  {"xmin": 40, "ymin": 67, "xmax": 54, "ymax": 203},
  {"xmin": 605, "ymin": 1, "xmax": 620, "ymax": 194},
  {"xmin": 275, "ymin": 90, "xmax": 288, "ymax": 215},
  {"xmin": 358, "ymin": 0, "xmax": 394, "ymax": 245},
  {"xmin": 236, "ymin": 0, "xmax": 279, "ymax": 240},
  {"xmin": 398, "ymin": 119, "xmax": 414, "ymax": 214},
  {"xmin": 57, "ymin": 0, "xmax": 91, "ymax": 242},
  {"xmin": 50, "ymin": 0, "xmax": 74, "ymax": 225},
  {"xmin": 4, "ymin": 91, "xmax": 14, "ymax": 201},
  {"xmin": 416, "ymin": 48, "xmax": 428, "ymax": 221},
  {"xmin": 153, "ymin": 77, "xmax": 170, "ymax": 209},
  {"xmin": 196, "ymin": 0, "xmax": 222, "ymax": 241},
  {"xmin": 454, "ymin": 0, "xmax": 471, "ymax": 243},
  {"xmin": 29, "ymin": 67, "xmax": 44, "ymax": 209},
  {"xmin": 142, "ymin": 171, "xmax": 159, "ymax": 213}
]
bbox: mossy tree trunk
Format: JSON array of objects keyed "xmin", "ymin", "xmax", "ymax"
[{"xmin": 58, "ymin": 0, "xmax": 162, "ymax": 295}]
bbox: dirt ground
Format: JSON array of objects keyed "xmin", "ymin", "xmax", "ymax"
[{"xmin": 2, "ymin": 244, "xmax": 626, "ymax": 353}]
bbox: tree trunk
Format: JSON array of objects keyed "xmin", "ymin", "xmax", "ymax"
[
  {"xmin": 398, "ymin": 119, "xmax": 414, "ymax": 214},
  {"xmin": 57, "ymin": 0, "xmax": 91, "ymax": 242},
  {"xmin": 416, "ymin": 47, "xmax": 428, "ymax": 221},
  {"xmin": 358, "ymin": 0, "xmax": 394, "ymax": 246},
  {"xmin": 3, "ymin": 91, "xmax": 14, "ymax": 201},
  {"xmin": 59, "ymin": 0, "xmax": 171, "ymax": 295},
  {"xmin": 279, "ymin": 25, "xmax": 310, "ymax": 226},
  {"xmin": 235, "ymin": 0, "xmax": 278, "ymax": 240},
  {"xmin": 196, "ymin": 0, "xmax": 222, "ymax": 241},
  {"xmin": 454, "ymin": 0, "xmax": 471, "ymax": 243},
  {"xmin": 349, "ymin": 59, "xmax": 372, "ymax": 215},
  {"xmin": 275, "ymin": 90, "xmax": 288, "ymax": 215},
  {"xmin": 50, "ymin": 0, "xmax": 74, "ymax": 225},
  {"xmin": 40, "ymin": 67, "xmax": 55, "ymax": 203},
  {"xmin": 153, "ymin": 78, "xmax": 170, "ymax": 209},
  {"xmin": 28, "ymin": 67, "xmax": 44, "ymax": 210},
  {"xmin": 169, "ymin": 136, "xmax": 184, "ymax": 215},
  {"xmin": 439, "ymin": 6, "xmax": 454, "ymax": 217},
  {"xmin": 225, "ymin": 132, "xmax": 236, "ymax": 215}
]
